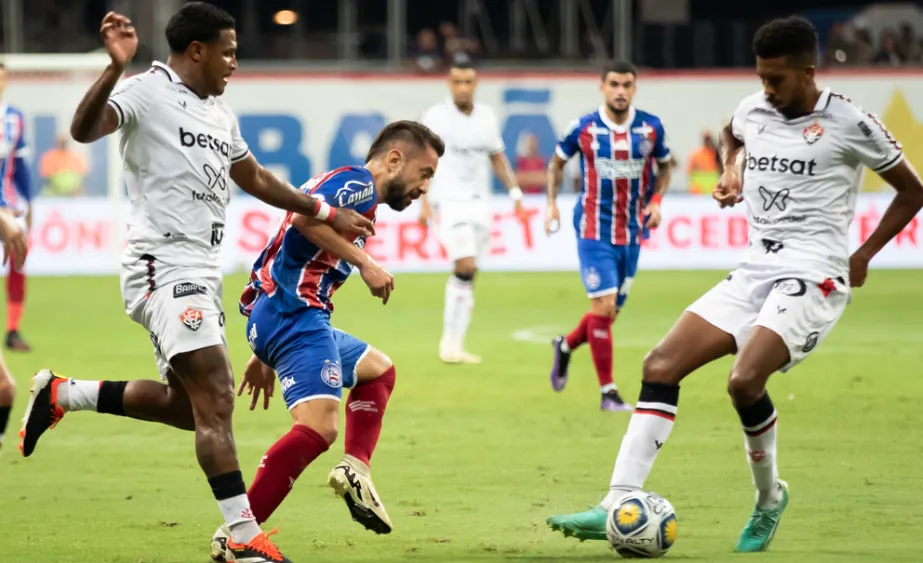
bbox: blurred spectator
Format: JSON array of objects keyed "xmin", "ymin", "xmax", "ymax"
[
  {"xmin": 823, "ymin": 22, "xmax": 856, "ymax": 66},
  {"xmin": 686, "ymin": 130, "xmax": 721, "ymax": 195},
  {"xmin": 898, "ymin": 23, "xmax": 922, "ymax": 63},
  {"xmin": 410, "ymin": 28, "xmax": 444, "ymax": 74},
  {"xmin": 853, "ymin": 26, "xmax": 875, "ymax": 65},
  {"xmin": 514, "ymin": 133, "xmax": 546, "ymax": 194},
  {"xmin": 39, "ymin": 133, "xmax": 87, "ymax": 197},
  {"xmin": 439, "ymin": 22, "xmax": 479, "ymax": 66},
  {"xmin": 873, "ymin": 29, "xmax": 905, "ymax": 66}
]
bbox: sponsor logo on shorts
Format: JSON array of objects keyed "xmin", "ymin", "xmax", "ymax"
[
  {"xmin": 280, "ymin": 376, "xmax": 295, "ymax": 392},
  {"xmin": 802, "ymin": 331, "xmax": 820, "ymax": 353},
  {"xmin": 321, "ymin": 361, "xmax": 342, "ymax": 388},
  {"xmin": 584, "ymin": 267, "xmax": 601, "ymax": 291},
  {"xmin": 173, "ymin": 282, "xmax": 208, "ymax": 299},
  {"xmin": 773, "ymin": 278, "xmax": 806, "ymax": 297},
  {"xmin": 179, "ymin": 307, "xmax": 204, "ymax": 331}
]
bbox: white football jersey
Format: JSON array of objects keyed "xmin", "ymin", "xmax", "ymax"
[
  {"xmin": 108, "ymin": 61, "xmax": 249, "ymax": 276},
  {"xmin": 731, "ymin": 87, "xmax": 902, "ymax": 280},
  {"xmin": 420, "ymin": 99, "xmax": 504, "ymax": 205}
]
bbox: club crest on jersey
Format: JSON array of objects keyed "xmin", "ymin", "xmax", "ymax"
[
  {"xmin": 803, "ymin": 121, "xmax": 824, "ymax": 145},
  {"xmin": 637, "ymin": 138, "xmax": 654, "ymax": 157},
  {"xmin": 179, "ymin": 307, "xmax": 204, "ymax": 331},
  {"xmin": 321, "ymin": 361, "xmax": 342, "ymax": 388}
]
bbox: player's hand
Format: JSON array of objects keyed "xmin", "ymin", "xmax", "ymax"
[
  {"xmin": 643, "ymin": 202, "xmax": 662, "ymax": 229},
  {"xmin": 237, "ymin": 355, "xmax": 275, "ymax": 411},
  {"xmin": 513, "ymin": 199, "xmax": 527, "ymax": 221},
  {"xmin": 359, "ymin": 257, "xmax": 395, "ymax": 305},
  {"xmin": 331, "ymin": 208, "xmax": 375, "ymax": 237},
  {"xmin": 849, "ymin": 250, "xmax": 871, "ymax": 288},
  {"xmin": 100, "ymin": 12, "xmax": 138, "ymax": 70},
  {"xmin": 0, "ymin": 209, "xmax": 27, "ymax": 271},
  {"xmin": 544, "ymin": 203, "xmax": 560, "ymax": 235},
  {"xmin": 418, "ymin": 201, "xmax": 433, "ymax": 227},
  {"xmin": 713, "ymin": 169, "xmax": 744, "ymax": 209}
]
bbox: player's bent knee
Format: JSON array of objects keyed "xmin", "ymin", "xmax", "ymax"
[
  {"xmin": 641, "ymin": 346, "xmax": 682, "ymax": 385},
  {"xmin": 355, "ymin": 347, "xmax": 394, "ymax": 385},
  {"xmin": 454, "ymin": 257, "xmax": 477, "ymax": 279},
  {"xmin": 590, "ymin": 296, "xmax": 617, "ymax": 319},
  {"xmin": 726, "ymin": 367, "xmax": 766, "ymax": 406},
  {"xmin": 291, "ymin": 399, "xmax": 339, "ymax": 445}
]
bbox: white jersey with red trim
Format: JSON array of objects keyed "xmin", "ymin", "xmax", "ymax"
[
  {"xmin": 731, "ymin": 87, "xmax": 903, "ymax": 280},
  {"xmin": 107, "ymin": 61, "xmax": 250, "ymax": 278}
]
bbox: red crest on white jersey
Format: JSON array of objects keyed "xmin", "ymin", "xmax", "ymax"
[{"xmin": 802, "ymin": 121, "xmax": 824, "ymax": 144}]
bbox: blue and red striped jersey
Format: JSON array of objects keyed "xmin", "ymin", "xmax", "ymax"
[
  {"xmin": 556, "ymin": 106, "xmax": 670, "ymax": 246},
  {"xmin": 0, "ymin": 104, "xmax": 33, "ymax": 211},
  {"xmin": 239, "ymin": 166, "xmax": 378, "ymax": 317}
]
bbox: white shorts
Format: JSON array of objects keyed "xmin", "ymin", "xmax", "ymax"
[
  {"xmin": 685, "ymin": 265, "xmax": 850, "ymax": 372},
  {"xmin": 121, "ymin": 258, "xmax": 226, "ymax": 379},
  {"xmin": 434, "ymin": 201, "xmax": 491, "ymax": 263}
]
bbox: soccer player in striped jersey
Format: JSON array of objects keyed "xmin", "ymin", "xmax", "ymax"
[
  {"xmin": 547, "ymin": 17, "xmax": 923, "ymax": 552},
  {"xmin": 545, "ymin": 60, "xmax": 672, "ymax": 412},
  {"xmin": 0, "ymin": 64, "xmax": 34, "ymax": 352},
  {"xmin": 209, "ymin": 121, "xmax": 444, "ymax": 561}
]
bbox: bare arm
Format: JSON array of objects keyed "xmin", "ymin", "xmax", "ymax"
[
  {"xmin": 290, "ymin": 213, "xmax": 369, "ymax": 268},
  {"xmin": 546, "ymin": 154, "xmax": 567, "ymax": 204},
  {"xmin": 720, "ymin": 121, "xmax": 745, "ymax": 172},
  {"xmin": 652, "ymin": 160, "xmax": 673, "ymax": 198},
  {"xmin": 231, "ymin": 155, "xmax": 320, "ymax": 217},
  {"xmin": 70, "ymin": 66, "xmax": 124, "ymax": 144},
  {"xmin": 489, "ymin": 152, "xmax": 522, "ymax": 197},
  {"xmin": 855, "ymin": 159, "xmax": 923, "ymax": 260}
]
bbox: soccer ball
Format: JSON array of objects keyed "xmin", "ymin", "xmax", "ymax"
[{"xmin": 605, "ymin": 490, "xmax": 677, "ymax": 558}]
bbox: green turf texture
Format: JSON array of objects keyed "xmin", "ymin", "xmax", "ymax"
[{"xmin": 0, "ymin": 270, "xmax": 920, "ymax": 562}]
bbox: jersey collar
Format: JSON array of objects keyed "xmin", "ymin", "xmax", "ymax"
[
  {"xmin": 812, "ymin": 87, "xmax": 832, "ymax": 113},
  {"xmin": 598, "ymin": 105, "xmax": 635, "ymax": 132},
  {"xmin": 151, "ymin": 61, "xmax": 182, "ymax": 84}
]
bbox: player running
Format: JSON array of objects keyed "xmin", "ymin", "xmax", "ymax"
[
  {"xmin": 547, "ymin": 17, "xmax": 923, "ymax": 551},
  {"xmin": 0, "ymin": 206, "xmax": 27, "ymax": 456},
  {"xmin": 419, "ymin": 61, "xmax": 525, "ymax": 365},
  {"xmin": 545, "ymin": 61, "xmax": 672, "ymax": 412},
  {"xmin": 0, "ymin": 63, "xmax": 34, "ymax": 353},
  {"xmin": 208, "ymin": 121, "xmax": 444, "ymax": 561},
  {"xmin": 17, "ymin": 5, "xmax": 372, "ymax": 563}
]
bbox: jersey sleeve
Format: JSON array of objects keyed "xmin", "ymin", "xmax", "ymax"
[
  {"xmin": 486, "ymin": 108, "xmax": 505, "ymax": 155},
  {"xmin": 844, "ymin": 113, "xmax": 904, "ymax": 174},
  {"xmin": 729, "ymin": 91, "xmax": 763, "ymax": 142},
  {"xmin": 652, "ymin": 119, "xmax": 671, "ymax": 162},
  {"xmin": 306, "ymin": 169, "xmax": 378, "ymax": 215},
  {"xmin": 108, "ymin": 74, "xmax": 156, "ymax": 129},
  {"xmin": 229, "ymin": 111, "xmax": 250, "ymax": 163},
  {"xmin": 555, "ymin": 117, "xmax": 583, "ymax": 161}
]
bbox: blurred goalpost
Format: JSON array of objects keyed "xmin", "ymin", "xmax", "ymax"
[{"xmin": 3, "ymin": 52, "xmax": 126, "ymax": 267}]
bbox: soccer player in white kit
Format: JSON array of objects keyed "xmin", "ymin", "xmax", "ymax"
[
  {"xmin": 547, "ymin": 16, "xmax": 923, "ymax": 552},
  {"xmin": 17, "ymin": 5, "xmax": 372, "ymax": 563},
  {"xmin": 419, "ymin": 62, "xmax": 525, "ymax": 364}
]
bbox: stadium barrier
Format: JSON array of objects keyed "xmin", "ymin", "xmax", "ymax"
[{"xmin": 20, "ymin": 193, "xmax": 922, "ymax": 275}]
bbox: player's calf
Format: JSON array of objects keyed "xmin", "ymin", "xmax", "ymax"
[{"xmin": 0, "ymin": 370, "xmax": 14, "ymax": 454}]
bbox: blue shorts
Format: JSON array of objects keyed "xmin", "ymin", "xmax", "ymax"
[
  {"xmin": 246, "ymin": 293, "xmax": 369, "ymax": 409},
  {"xmin": 576, "ymin": 238, "xmax": 641, "ymax": 308}
]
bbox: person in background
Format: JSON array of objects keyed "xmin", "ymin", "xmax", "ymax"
[
  {"xmin": 686, "ymin": 130, "xmax": 721, "ymax": 195},
  {"xmin": 873, "ymin": 29, "xmax": 905, "ymax": 67},
  {"xmin": 0, "ymin": 62, "xmax": 34, "ymax": 352},
  {"xmin": 410, "ymin": 28, "xmax": 443, "ymax": 75},
  {"xmin": 39, "ymin": 133, "xmax": 88, "ymax": 197},
  {"xmin": 515, "ymin": 133, "xmax": 546, "ymax": 194}
]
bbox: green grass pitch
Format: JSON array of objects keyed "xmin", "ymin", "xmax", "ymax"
[{"xmin": 0, "ymin": 270, "xmax": 921, "ymax": 562}]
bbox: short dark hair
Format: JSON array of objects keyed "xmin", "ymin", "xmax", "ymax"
[
  {"xmin": 753, "ymin": 16, "xmax": 818, "ymax": 65},
  {"xmin": 601, "ymin": 60, "xmax": 637, "ymax": 81},
  {"xmin": 165, "ymin": 2, "xmax": 236, "ymax": 54},
  {"xmin": 366, "ymin": 121, "xmax": 445, "ymax": 162},
  {"xmin": 450, "ymin": 61, "xmax": 476, "ymax": 72}
]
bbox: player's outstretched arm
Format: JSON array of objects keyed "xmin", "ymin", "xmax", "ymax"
[
  {"xmin": 291, "ymin": 214, "xmax": 394, "ymax": 304},
  {"xmin": 713, "ymin": 122, "xmax": 745, "ymax": 208},
  {"xmin": 544, "ymin": 154, "xmax": 567, "ymax": 234},
  {"xmin": 489, "ymin": 152, "xmax": 524, "ymax": 212},
  {"xmin": 71, "ymin": 12, "xmax": 137, "ymax": 143},
  {"xmin": 850, "ymin": 159, "xmax": 923, "ymax": 287},
  {"xmin": 230, "ymin": 155, "xmax": 374, "ymax": 237}
]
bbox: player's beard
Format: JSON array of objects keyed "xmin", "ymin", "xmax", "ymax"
[
  {"xmin": 607, "ymin": 102, "xmax": 629, "ymax": 117},
  {"xmin": 384, "ymin": 178, "xmax": 411, "ymax": 211}
]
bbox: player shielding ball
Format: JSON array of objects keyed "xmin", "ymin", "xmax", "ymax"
[
  {"xmin": 17, "ymin": 5, "xmax": 372, "ymax": 563},
  {"xmin": 545, "ymin": 61, "xmax": 672, "ymax": 412},
  {"xmin": 547, "ymin": 17, "xmax": 923, "ymax": 551},
  {"xmin": 209, "ymin": 121, "xmax": 443, "ymax": 561},
  {"xmin": 419, "ymin": 62, "xmax": 525, "ymax": 364}
]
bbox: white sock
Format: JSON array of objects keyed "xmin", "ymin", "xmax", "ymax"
[
  {"xmin": 443, "ymin": 275, "xmax": 474, "ymax": 349},
  {"xmin": 559, "ymin": 340, "xmax": 571, "ymax": 353},
  {"xmin": 743, "ymin": 414, "xmax": 780, "ymax": 508},
  {"xmin": 600, "ymin": 383, "xmax": 617, "ymax": 394},
  {"xmin": 602, "ymin": 383, "xmax": 679, "ymax": 511},
  {"xmin": 57, "ymin": 379, "xmax": 101, "ymax": 412},
  {"xmin": 219, "ymin": 493, "xmax": 261, "ymax": 544}
]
